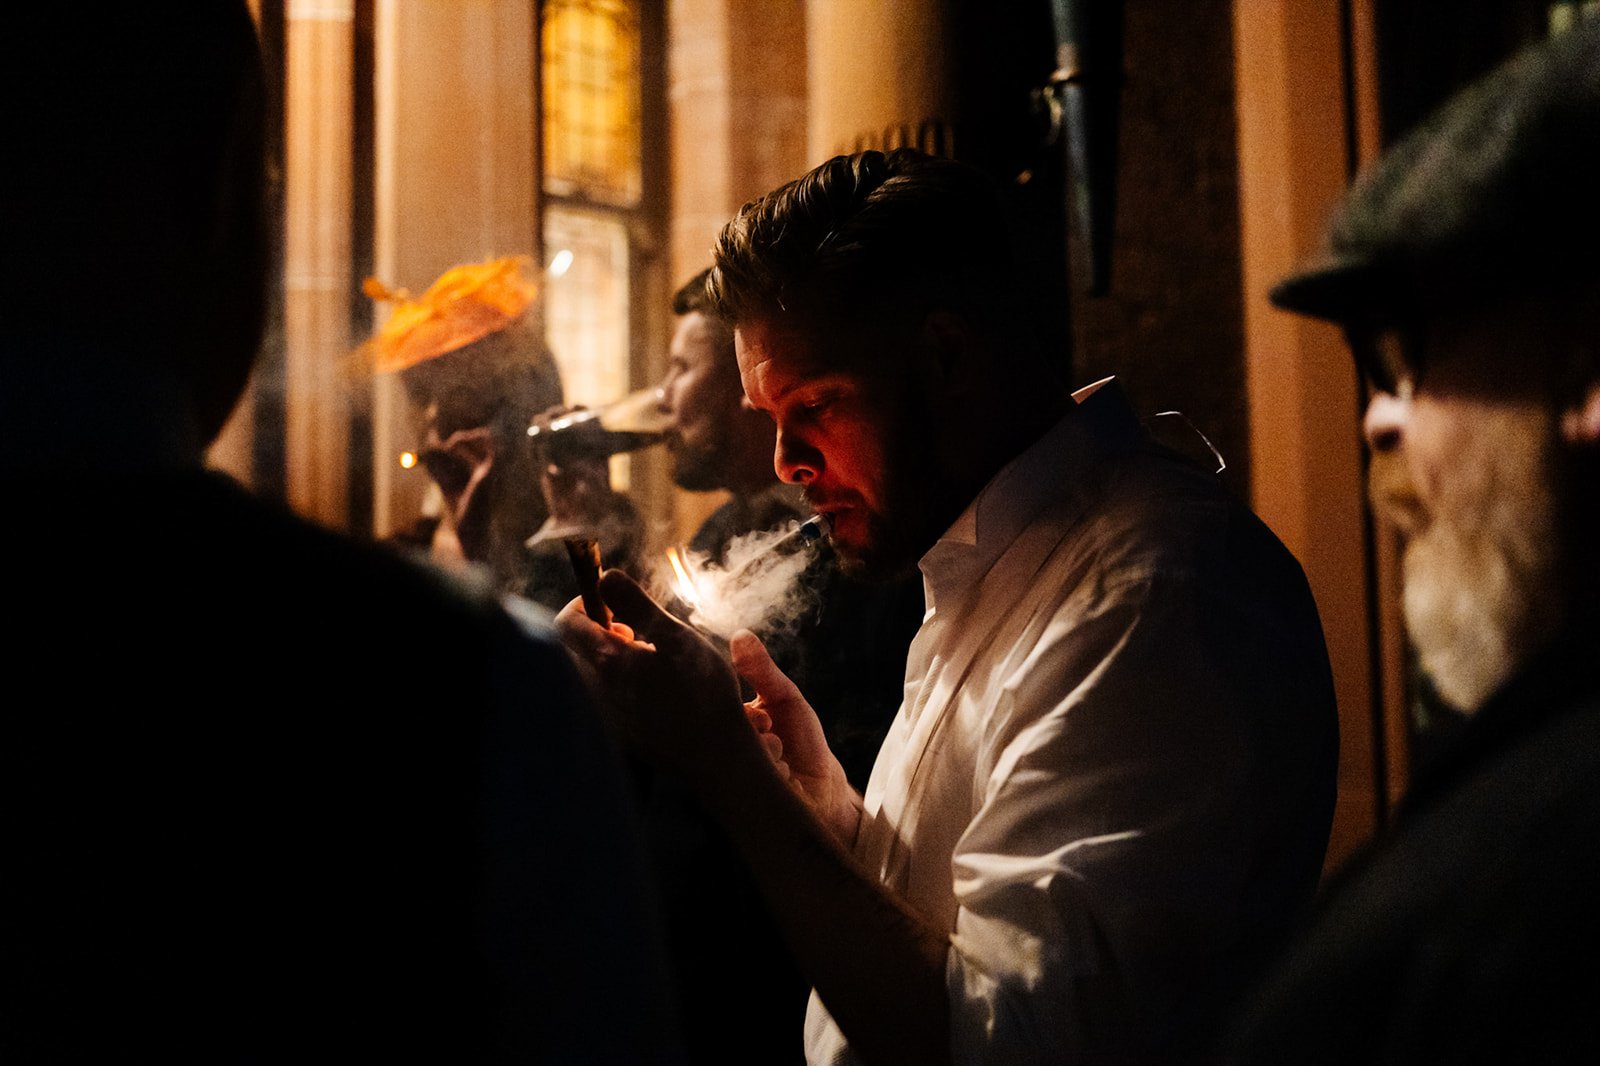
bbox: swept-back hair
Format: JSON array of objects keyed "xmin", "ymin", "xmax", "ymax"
[
  {"xmin": 707, "ymin": 149, "xmax": 1032, "ymax": 346},
  {"xmin": 671, "ymin": 267, "xmax": 718, "ymax": 318}
]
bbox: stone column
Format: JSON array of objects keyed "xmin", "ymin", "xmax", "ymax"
[
  {"xmin": 1234, "ymin": 0, "xmax": 1398, "ymax": 871},
  {"xmin": 284, "ymin": 0, "xmax": 355, "ymax": 529},
  {"xmin": 370, "ymin": 0, "xmax": 538, "ymax": 538},
  {"xmin": 667, "ymin": 0, "xmax": 808, "ymax": 544}
]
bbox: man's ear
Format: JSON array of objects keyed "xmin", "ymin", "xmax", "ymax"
[{"xmin": 1562, "ymin": 380, "xmax": 1600, "ymax": 446}]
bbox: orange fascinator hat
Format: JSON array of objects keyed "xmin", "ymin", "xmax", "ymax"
[{"xmin": 359, "ymin": 255, "xmax": 539, "ymax": 374}]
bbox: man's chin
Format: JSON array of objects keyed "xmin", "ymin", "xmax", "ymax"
[{"xmin": 1388, "ymin": 404, "xmax": 1566, "ymax": 714}]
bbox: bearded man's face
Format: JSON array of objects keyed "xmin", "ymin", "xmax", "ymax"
[{"xmin": 1361, "ymin": 303, "xmax": 1575, "ymax": 714}]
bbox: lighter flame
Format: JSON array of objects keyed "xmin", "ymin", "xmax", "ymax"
[
  {"xmin": 652, "ymin": 519, "xmax": 824, "ymax": 642},
  {"xmin": 399, "ymin": 450, "xmax": 418, "ymax": 469},
  {"xmin": 665, "ymin": 544, "xmax": 702, "ymax": 609}
]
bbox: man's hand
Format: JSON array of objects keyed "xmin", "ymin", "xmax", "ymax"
[
  {"xmin": 564, "ymin": 586, "xmax": 949, "ymax": 1066},
  {"xmin": 732, "ymin": 630, "xmax": 863, "ymax": 847},
  {"xmin": 554, "ymin": 569, "xmax": 758, "ymax": 781}
]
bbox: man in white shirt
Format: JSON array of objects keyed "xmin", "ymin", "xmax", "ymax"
[{"xmin": 559, "ymin": 148, "xmax": 1338, "ymax": 1065}]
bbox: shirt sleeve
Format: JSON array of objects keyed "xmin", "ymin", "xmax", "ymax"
[{"xmin": 945, "ymin": 565, "xmax": 1333, "ymax": 1064}]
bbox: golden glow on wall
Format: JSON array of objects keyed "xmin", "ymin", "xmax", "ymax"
[
  {"xmin": 543, "ymin": 208, "xmax": 630, "ymax": 409},
  {"xmin": 541, "ymin": 0, "xmax": 644, "ymax": 488},
  {"xmin": 542, "ymin": 0, "xmax": 642, "ymax": 207},
  {"xmin": 543, "ymin": 205, "xmax": 632, "ymax": 486}
]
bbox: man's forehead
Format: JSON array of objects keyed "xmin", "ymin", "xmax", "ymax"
[{"xmin": 735, "ymin": 318, "xmax": 843, "ymax": 380}]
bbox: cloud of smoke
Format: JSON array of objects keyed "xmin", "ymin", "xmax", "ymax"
[{"xmin": 651, "ymin": 519, "xmax": 823, "ymax": 644}]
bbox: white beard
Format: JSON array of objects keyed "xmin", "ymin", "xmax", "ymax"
[{"xmin": 1385, "ymin": 406, "xmax": 1564, "ymax": 713}]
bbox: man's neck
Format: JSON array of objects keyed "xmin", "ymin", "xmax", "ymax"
[{"xmin": 944, "ymin": 380, "xmax": 1074, "ymax": 517}]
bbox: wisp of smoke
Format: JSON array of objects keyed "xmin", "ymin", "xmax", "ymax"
[{"xmin": 652, "ymin": 519, "xmax": 823, "ymax": 644}]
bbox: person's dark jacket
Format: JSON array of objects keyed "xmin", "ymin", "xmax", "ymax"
[
  {"xmin": 2, "ymin": 468, "xmax": 682, "ymax": 1063},
  {"xmin": 1222, "ymin": 625, "xmax": 1600, "ymax": 1064}
]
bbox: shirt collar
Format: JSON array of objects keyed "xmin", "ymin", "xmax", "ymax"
[{"xmin": 919, "ymin": 377, "xmax": 1143, "ymax": 604}]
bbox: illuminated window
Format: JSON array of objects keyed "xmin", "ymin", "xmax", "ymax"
[
  {"xmin": 543, "ymin": 208, "xmax": 629, "ymax": 406},
  {"xmin": 542, "ymin": 0, "xmax": 642, "ymax": 207},
  {"xmin": 540, "ymin": 0, "xmax": 653, "ymax": 489}
]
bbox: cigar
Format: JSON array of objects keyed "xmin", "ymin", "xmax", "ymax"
[
  {"xmin": 563, "ymin": 536, "xmax": 610, "ymax": 625},
  {"xmin": 721, "ymin": 513, "xmax": 832, "ymax": 585}
]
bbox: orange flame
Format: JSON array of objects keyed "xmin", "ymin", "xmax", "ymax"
[{"xmin": 664, "ymin": 545, "xmax": 702, "ymax": 610}]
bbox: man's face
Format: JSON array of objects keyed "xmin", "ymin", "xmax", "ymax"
[
  {"xmin": 1362, "ymin": 303, "xmax": 1567, "ymax": 713},
  {"xmin": 736, "ymin": 315, "xmax": 946, "ymax": 579},
  {"xmin": 662, "ymin": 312, "xmax": 743, "ymax": 491}
]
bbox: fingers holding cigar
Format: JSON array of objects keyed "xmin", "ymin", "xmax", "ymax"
[
  {"xmin": 554, "ymin": 594, "xmax": 650, "ymax": 655},
  {"xmin": 552, "ymin": 564, "xmax": 773, "ymax": 781}
]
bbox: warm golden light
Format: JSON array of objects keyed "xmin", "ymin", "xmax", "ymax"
[
  {"xmin": 665, "ymin": 545, "xmax": 702, "ymax": 609},
  {"xmin": 542, "ymin": 0, "xmax": 642, "ymax": 207},
  {"xmin": 399, "ymin": 451, "xmax": 418, "ymax": 469}
]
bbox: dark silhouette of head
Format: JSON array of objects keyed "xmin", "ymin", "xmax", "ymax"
[{"xmin": 2, "ymin": 4, "xmax": 269, "ymax": 448}]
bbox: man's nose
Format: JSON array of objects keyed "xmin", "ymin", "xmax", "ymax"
[
  {"xmin": 1364, "ymin": 390, "xmax": 1408, "ymax": 453},
  {"xmin": 774, "ymin": 426, "xmax": 820, "ymax": 484}
]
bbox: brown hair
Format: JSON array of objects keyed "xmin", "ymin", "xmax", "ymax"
[
  {"xmin": 669, "ymin": 268, "xmax": 737, "ymax": 385},
  {"xmin": 670, "ymin": 267, "xmax": 717, "ymax": 318},
  {"xmin": 707, "ymin": 149, "xmax": 1032, "ymax": 346}
]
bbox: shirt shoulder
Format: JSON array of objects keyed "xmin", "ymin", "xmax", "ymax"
[{"xmin": 1073, "ymin": 448, "xmax": 1238, "ymax": 576}]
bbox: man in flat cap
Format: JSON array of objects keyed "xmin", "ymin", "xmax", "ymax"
[{"xmin": 1226, "ymin": 18, "xmax": 1600, "ymax": 1063}]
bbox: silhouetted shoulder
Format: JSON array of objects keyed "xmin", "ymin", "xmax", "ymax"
[{"xmin": 3, "ymin": 467, "xmax": 682, "ymax": 1061}]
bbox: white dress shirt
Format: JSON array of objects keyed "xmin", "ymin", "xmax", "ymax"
[{"xmin": 804, "ymin": 380, "xmax": 1337, "ymax": 1065}]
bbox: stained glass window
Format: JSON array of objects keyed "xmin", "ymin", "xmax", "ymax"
[
  {"xmin": 543, "ymin": 207, "xmax": 630, "ymax": 409},
  {"xmin": 541, "ymin": 0, "xmax": 649, "ymax": 489},
  {"xmin": 542, "ymin": 0, "xmax": 642, "ymax": 207}
]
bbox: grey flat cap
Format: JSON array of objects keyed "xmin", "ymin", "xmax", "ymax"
[{"xmin": 1271, "ymin": 19, "xmax": 1600, "ymax": 325}]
